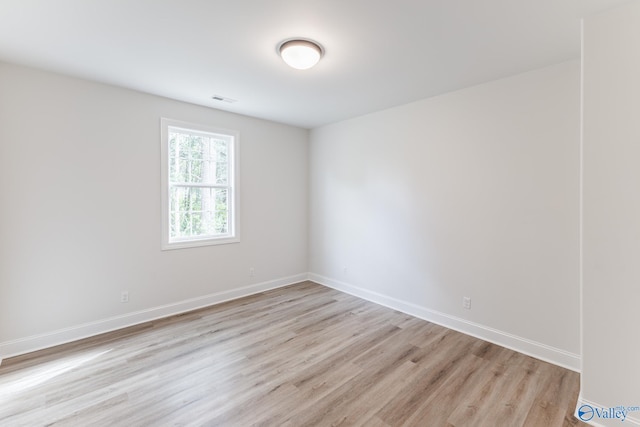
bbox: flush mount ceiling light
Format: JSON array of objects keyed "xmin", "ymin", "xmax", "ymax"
[{"xmin": 278, "ymin": 38, "xmax": 324, "ymax": 70}]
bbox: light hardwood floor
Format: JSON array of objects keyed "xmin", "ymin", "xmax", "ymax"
[{"xmin": 0, "ymin": 281, "xmax": 585, "ymax": 426}]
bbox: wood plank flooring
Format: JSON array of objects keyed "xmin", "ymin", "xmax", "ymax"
[{"xmin": 0, "ymin": 281, "xmax": 586, "ymax": 426}]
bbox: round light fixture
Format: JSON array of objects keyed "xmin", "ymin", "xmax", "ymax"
[{"xmin": 278, "ymin": 39, "xmax": 324, "ymax": 70}]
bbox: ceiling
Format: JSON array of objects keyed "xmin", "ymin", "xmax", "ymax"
[{"xmin": 0, "ymin": 0, "xmax": 630, "ymax": 129}]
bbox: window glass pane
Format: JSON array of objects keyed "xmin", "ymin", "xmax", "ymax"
[
  {"xmin": 178, "ymin": 135, "xmax": 190, "ymax": 159},
  {"xmin": 216, "ymin": 140, "xmax": 229, "ymax": 185},
  {"xmin": 190, "ymin": 136, "xmax": 202, "ymax": 160},
  {"xmin": 214, "ymin": 188, "xmax": 229, "ymax": 233},
  {"xmin": 169, "ymin": 131, "xmax": 230, "ymax": 185},
  {"xmin": 169, "ymin": 186, "xmax": 229, "ymax": 239},
  {"xmin": 170, "ymin": 212, "xmax": 177, "ymax": 237},
  {"xmin": 176, "ymin": 159, "xmax": 187, "ymax": 183},
  {"xmin": 215, "ymin": 160, "xmax": 228, "ymax": 185},
  {"xmin": 190, "ymin": 159, "xmax": 203, "ymax": 183},
  {"xmin": 169, "ymin": 133, "xmax": 180, "ymax": 182},
  {"xmin": 180, "ymin": 211, "xmax": 192, "ymax": 237}
]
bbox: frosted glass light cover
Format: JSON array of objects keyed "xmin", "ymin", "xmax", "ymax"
[{"xmin": 279, "ymin": 40, "xmax": 322, "ymax": 70}]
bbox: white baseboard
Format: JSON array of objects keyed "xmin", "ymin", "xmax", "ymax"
[
  {"xmin": 575, "ymin": 394, "xmax": 640, "ymax": 426},
  {"xmin": 308, "ymin": 273, "xmax": 581, "ymax": 372},
  {"xmin": 0, "ymin": 273, "xmax": 308, "ymax": 362},
  {"xmin": 0, "ymin": 273, "xmax": 581, "ymax": 373}
]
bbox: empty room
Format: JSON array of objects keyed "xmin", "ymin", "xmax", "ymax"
[{"xmin": 0, "ymin": 1, "xmax": 639, "ymax": 426}]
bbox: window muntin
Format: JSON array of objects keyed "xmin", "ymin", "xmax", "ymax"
[{"xmin": 161, "ymin": 119, "xmax": 239, "ymax": 249}]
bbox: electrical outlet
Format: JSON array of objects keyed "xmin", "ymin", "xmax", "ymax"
[
  {"xmin": 463, "ymin": 296, "xmax": 471, "ymax": 310},
  {"xmin": 343, "ymin": 266, "xmax": 348, "ymax": 274},
  {"xmin": 121, "ymin": 291, "xmax": 129, "ymax": 303},
  {"xmin": 249, "ymin": 267, "xmax": 255, "ymax": 277}
]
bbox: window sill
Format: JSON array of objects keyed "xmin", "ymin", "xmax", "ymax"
[{"xmin": 161, "ymin": 236, "xmax": 240, "ymax": 250}]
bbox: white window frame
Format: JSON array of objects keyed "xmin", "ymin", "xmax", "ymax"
[{"xmin": 161, "ymin": 118, "xmax": 240, "ymax": 250}]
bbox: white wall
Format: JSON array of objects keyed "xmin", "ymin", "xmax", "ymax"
[
  {"xmin": 309, "ymin": 61, "xmax": 581, "ymax": 369},
  {"xmin": 581, "ymin": 2, "xmax": 640, "ymax": 424},
  {"xmin": 0, "ymin": 62, "xmax": 308, "ymax": 359}
]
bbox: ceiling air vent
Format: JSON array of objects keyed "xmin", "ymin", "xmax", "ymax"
[{"xmin": 211, "ymin": 95, "xmax": 237, "ymax": 103}]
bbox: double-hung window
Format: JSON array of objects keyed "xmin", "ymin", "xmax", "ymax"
[{"xmin": 161, "ymin": 118, "xmax": 239, "ymax": 249}]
